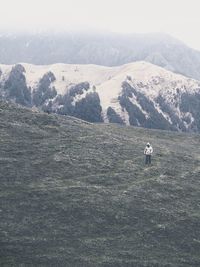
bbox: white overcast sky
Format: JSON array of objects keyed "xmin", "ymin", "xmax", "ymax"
[{"xmin": 0, "ymin": 0, "xmax": 200, "ymax": 49}]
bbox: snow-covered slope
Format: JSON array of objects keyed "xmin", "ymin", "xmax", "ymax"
[
  {"xmin": 22, "ymin": 63, "xmax": 122, "ymax": 94},
  {"xmin": 1, "ymin": 61, "xmax": 200, "ymax": 132}
]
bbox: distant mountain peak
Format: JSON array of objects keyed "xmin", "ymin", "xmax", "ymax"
[{"xmin": 0, "ymin": 32, "xmax": 200, "ymax": 80}]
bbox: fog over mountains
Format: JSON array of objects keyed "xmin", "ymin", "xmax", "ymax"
[{"xmin": 1, "ymin": 32, "xmax": 200, "ymax": 80}]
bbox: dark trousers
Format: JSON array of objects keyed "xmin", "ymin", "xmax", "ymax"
[{"xmin": 145, "ymin": 155, "xmax": 151, "ymax": 165}]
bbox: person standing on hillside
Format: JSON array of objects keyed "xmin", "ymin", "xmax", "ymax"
[{"xmin": 144, "ymin": 142, "xmax": 153, "ymax": 166}]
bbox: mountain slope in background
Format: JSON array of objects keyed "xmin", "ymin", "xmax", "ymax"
[
  {"xmin": 1, "ymin": 32, "xmax": 200, "ymax": 80},
  {"xmin": 1, "ymin": 61, "xmax": 200, "ymax": 132},
  {"xmin": 0, "ymin": 101, "xmax": 200, "ymax": 266}
]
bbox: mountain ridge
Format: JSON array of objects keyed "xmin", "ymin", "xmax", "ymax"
[
  {"xmin": 1, "ymin": 61, "xmax": 200, "ymax": 132},
  {"xmin": 1, "ymin": 32, "xmax": 200, "ymax": 80}
]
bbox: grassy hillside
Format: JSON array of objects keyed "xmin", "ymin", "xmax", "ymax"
[{"xmin": 0, "ymin": 101, "xmax": 200, "ymax": 267}]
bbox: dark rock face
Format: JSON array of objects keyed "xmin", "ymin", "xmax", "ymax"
[
  {"xmin": 155, "ymin": 95, "xmax": 186, "ymax": 131},
  {"xmin": 39, "ymin": 82, "xmax": 103, "ymax": 123},
  {"xmin": 73, "ymin": 92, "xmax": 103, "ymax": 123},
  {"xmin": 119, "ymin": 82, "xmax": 174, "ymax": 130},
  {"xmin": 51, "ymin": 82, "xmax": 91, "ymax": 116},
  {"xmin": 180, "ymin": 92, "xmax": 200, "ymax": 131},
  {"xmin": 3, "ymin": 64, "xmax": 31, "ymax": 106},
  {"xmin": 107, "ymin": 107, "xmax": 124, "ymax": 124},
  {"xmin": 33, "ymin": 72, "xmax": 57, "ymax": 107},
  {"xmin": 68, "ymin": 82, "xmax": 90, "ymax": 97}
]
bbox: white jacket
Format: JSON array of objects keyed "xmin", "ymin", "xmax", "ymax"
[{"xmin": 144, "ymin": 146, "xmax": 153, "ymax": 155}]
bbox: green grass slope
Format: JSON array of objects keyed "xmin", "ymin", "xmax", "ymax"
[{"xmin": 0, "ymin": 101, "xmax": 200, "ymax": 267}]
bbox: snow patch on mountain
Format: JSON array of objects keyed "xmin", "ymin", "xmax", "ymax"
[
  {"xmin": 0, "ymin": 64, "xmax": 13, "ymax": 83},
  {"xmin": 22, "ymin": 63, "xmax": 121, "ymax": 95},
  {"xmin": 2, "ymin": 60, "xmax": 199, "ymax": 99},
  {"xmin": 121, "ymin": 108, "xmax": 130, "ymax": 125}
]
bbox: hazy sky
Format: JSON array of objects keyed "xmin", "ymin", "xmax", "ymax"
[{"xmin": 0, "ymin": 0, "xmax": 200, "ymax": 49}]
